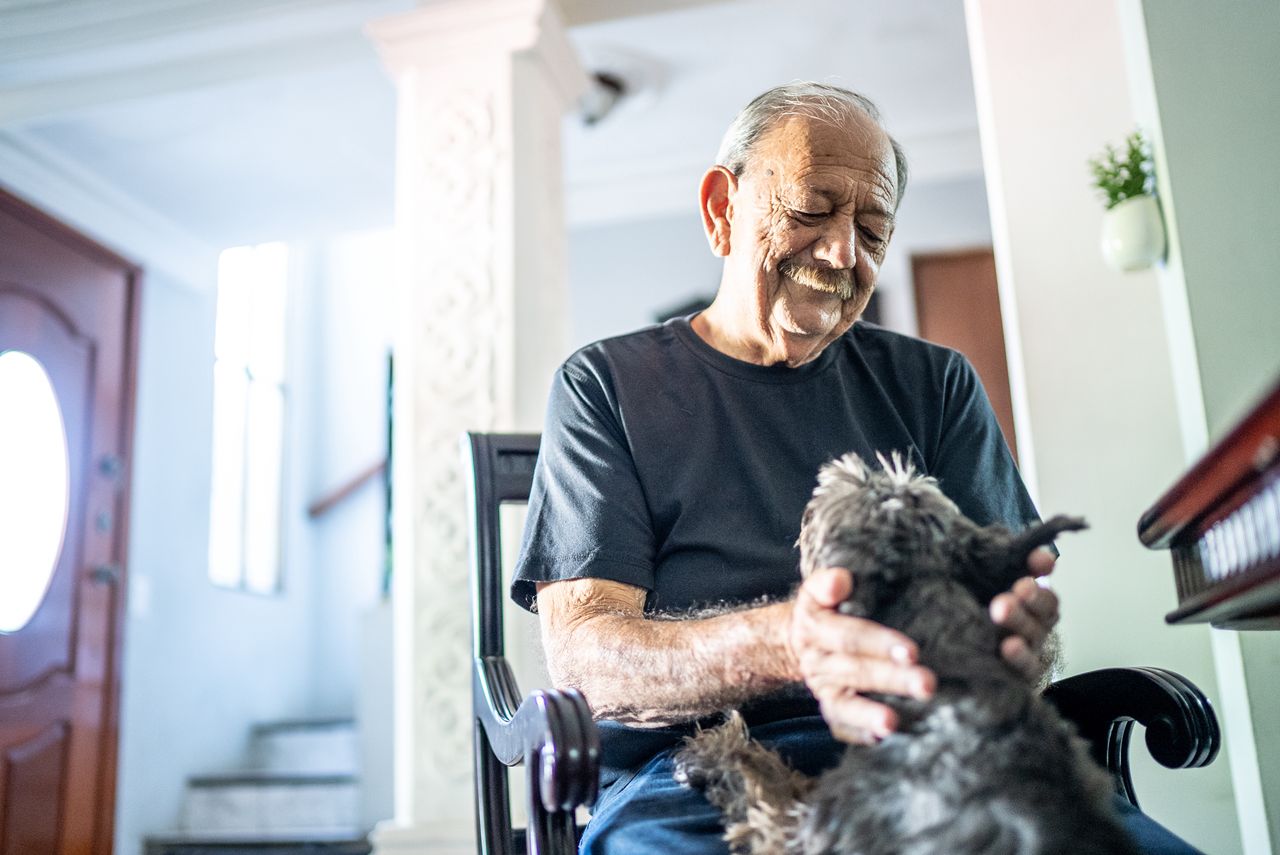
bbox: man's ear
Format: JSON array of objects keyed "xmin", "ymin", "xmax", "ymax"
[{"xmin": 699, "ymin": 166, "xmax": 737, "ymax": 257}]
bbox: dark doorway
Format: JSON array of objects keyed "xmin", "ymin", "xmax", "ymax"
[{"xmin": 912, "ymin": 248, "xmax": 1018, "ymax": 462}]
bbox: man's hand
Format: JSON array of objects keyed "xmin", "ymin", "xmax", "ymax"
[
  {"xmin": 990, "ymin": 547, "xmax": 1060, "ymax": 681},
  {"xmin": 789, "ymin": 568, "xmax": 935, "ymax": 745}
]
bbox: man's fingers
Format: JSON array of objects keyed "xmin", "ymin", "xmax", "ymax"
[
  {"xmin": 990, "ymin": 592, "xmax": 1048, "ymax": 649},
  {"xmin": 801, "ymin": 567, "xmax": 854, "ymax": 608},
  {"xmin": 1026, "ymin": 547, "xmax": 1056, "ymax": 578},
  {"xmin": 1001, "ymin": 635, "xmax": 1041, "ymax": 680},
  {"xmin": 793, "ymin": 568, "xmax": 931, "ymax": 738},
  {"xmin": 805, "ymin": 657, "xmax": 935, "ymax": 701},
  {"xmin": 795, "ymin": 570, "xmax": 919, "ymax": 663},
  {"xmin": 1014, "ymin": 577, "xmax": 1059, "ymax": 625},
  {"xmin": 799, "ymin": 608, "xmax": 919, "ymax": 664},
  {"xmin": 818, "ymin": 691, "xmax": 898, "ymax": 743}
]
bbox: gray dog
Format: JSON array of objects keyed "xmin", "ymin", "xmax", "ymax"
[{"xmin": 673, "ymin": 452, "xmax": 1138, "ymax": 855}]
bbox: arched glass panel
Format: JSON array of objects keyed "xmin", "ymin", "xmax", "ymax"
[{"xmin": 0, "ymin": 350, "xmax": 71, "ymax": 634}]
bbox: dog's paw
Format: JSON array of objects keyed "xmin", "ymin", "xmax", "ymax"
[
  {"xmin": 671, "ymin": 756, "xmax": 704, "ymax": 788},
  {"xmin": 674, "ymin": 711, "xmax": 752, "ymax": 789}
]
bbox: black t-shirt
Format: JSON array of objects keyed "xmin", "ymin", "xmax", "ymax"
[{"xmin": 512, "ymin": 316, "xmax": 1042, "ymax": 781}]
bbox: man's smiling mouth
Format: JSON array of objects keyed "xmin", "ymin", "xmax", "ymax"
[{"xmin": 778, "ymin": 258, "xmax": 854, "ymax": 300}]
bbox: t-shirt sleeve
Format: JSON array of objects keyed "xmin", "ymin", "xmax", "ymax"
[
  {"xmin": 510, "ymin": 360, "xmax": 657, "ymax": 611},
  {"xmin": 932, "ymin": 354, "xmax": 1045, "ymax": 536}
]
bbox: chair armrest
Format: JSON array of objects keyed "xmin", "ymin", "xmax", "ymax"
[
  {"xmin": 1043, "ymin": 666, "xmax": 1220, "ymax": 808},
  {"xmin": 474, "ymin": 655, "xmax": 601, "ymax": 813}
]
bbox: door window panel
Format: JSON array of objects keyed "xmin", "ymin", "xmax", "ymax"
[{"xmin": 0, "ymin": 350, "xmax": 70, "ymax": 633}]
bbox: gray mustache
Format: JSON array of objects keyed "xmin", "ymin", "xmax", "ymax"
[{"xmin": 778, "ymin": 259, "xmax": 855, "ymax": 300}]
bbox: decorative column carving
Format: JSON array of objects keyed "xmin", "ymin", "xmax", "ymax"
[{"xmin": 366, "ymin": 2, "xmax": 584, "ymax": 851}]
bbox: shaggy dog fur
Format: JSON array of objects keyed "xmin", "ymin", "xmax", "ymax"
[{"xmin": 673, "ymin": 453, "xmax": 1138, "ymax": 855}]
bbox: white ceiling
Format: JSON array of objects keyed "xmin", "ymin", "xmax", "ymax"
[
  {"xmin": 0, "ymin": 0, "xmax": 983, "ymax": 255},
  {"xmin": 565, "ymin": 0, "xmax": 983, "ymax": 224}
]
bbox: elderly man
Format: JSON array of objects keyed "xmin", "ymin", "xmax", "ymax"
[{"xmin": 512, "ymin": 83, "xmax": 1194, "ymax": 854}]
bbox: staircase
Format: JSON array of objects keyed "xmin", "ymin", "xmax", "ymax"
[{"xmin": 144, "ymin": 719, "xmax": 372, "ymax": 855}]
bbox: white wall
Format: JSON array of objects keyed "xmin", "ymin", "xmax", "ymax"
[
  {"xmin": 295, "ymin": 230, "xmax": 397, "ymax": 829},
  {"xmin": 116, "ymin": 269, "xmax": 316, "ymax": 855},
  {"xmin": 297, "ymin": 231, "xmax": 394, "ymax": 717},
  {"xmin": 965, "ymin": 1, "xmax": 1238, "ymax": 851},
  {"xmin": 115, "ymin": 229, "xmax": 399, "ymax": 854},
  {"xmin": 567, "ymin": 211, "xmax": 721, "ymax": 348}
]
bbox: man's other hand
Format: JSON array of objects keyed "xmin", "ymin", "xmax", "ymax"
[
  {"xmin": 789, "ymin": 567, "xmax": 935, "ymax": 745},
  {"xmin": 990, "ymin": 547, "xmax": 1060, "ymax": 681}
]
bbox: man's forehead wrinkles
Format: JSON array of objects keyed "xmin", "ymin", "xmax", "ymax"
[
  {"xmin": 777, "ymin": 147, "xmax": 889, "ymax": 168},
  {"xmin": 779, "ymin": 168, "xmax": 896, "ymax": 203},
  {"xmin": 776, "ymin": 149, "xmax": 893, "ymax": 178}
]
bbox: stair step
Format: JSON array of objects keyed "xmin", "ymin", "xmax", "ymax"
[
  {"xmin": 180, "ymin": 773, "xmax": 359, "ymax": 835},
  {"xmin": 188, "ymin": 772, "xmax": 356, "ymax": 787},
  {"xmin": 247, "ymin": 719, "xmax": 358, "ymax": 776},
  {"xmin": 144, "ymin": 829, "xmax": 371, "ymax": 855}
]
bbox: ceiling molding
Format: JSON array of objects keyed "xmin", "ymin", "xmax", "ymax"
[
  {"xmin": 0, "ymin": 129, "xmax": 219, "ymax": 290},
  {"xmin": 0, "ymin": 31, "xmax": 378, "ymax": 126},
  {"xmin": 0, "ymin": 0, "xmax": 412, "ymax": 126},
  {"xmin": 0, "ymin": 0, "xmax": 403, "ymax": 61}
]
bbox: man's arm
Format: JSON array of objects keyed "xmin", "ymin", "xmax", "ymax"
[
  {"xmin": 536, "ymin": 572, "xmax": 936, "ymax": 741},
  {"xmin": 537, "ymin": 552, "xmax": 1062, "ymax": 742}
]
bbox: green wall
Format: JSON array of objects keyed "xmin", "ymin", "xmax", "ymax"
[
  {"xmin": 1142, "ymin": 1, "xmax": 1280, "ymax": 432},
  {"xmin": 1140, "ymin": 0, "xmax": 1280, "ymax": 848}
]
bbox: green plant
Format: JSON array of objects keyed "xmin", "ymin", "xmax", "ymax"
[{"xmin": 1088, "ymin": 130, "xmax": 1156, "ymax": 210}]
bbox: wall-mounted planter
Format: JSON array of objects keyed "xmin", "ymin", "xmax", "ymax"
[{"xmin": 1100, "ymin": 194, "xmax": 1167, "ymax": 272}]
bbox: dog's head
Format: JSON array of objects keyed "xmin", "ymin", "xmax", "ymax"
[{"xmin": 798, "ymin": 452, "xmax": 967, "ymax": 617}]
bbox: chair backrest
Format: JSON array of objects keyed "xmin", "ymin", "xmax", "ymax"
[
  {"xmin": 465, "ymin": 432, "xmax": 596, "ymax": 855},
  {"xmin": 465, "ymin": 432, "xmax": 539, "ymax": 854},
  {"xmin": 467, "ymin": 432, "xmax": 541, "ymax": 664}
]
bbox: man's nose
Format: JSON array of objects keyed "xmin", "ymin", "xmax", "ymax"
[{"xmin": 812, "ymin": 220, "xmax": 856, "ymax": 270}]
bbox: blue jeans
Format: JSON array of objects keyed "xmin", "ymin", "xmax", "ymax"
[{"xmin": 579, "ymin": 716, "xmax": 1201, "ymax": 854}]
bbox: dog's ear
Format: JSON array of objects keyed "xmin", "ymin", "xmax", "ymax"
[
  {"xmin": 1009, "ymin": 515, "xmax": 1087, "ymax": 564},
  {"xmin": 951, "ymin": 515, "xmax": 1088, "ymax": 604},
  {"xmin": 952, "ymin": 524, "xmax": 1029, "ymax": 604}
]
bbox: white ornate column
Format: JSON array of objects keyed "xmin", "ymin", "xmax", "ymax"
[{"xmin": 367, "ymin": 2, "xmax": 584, "ymax": 851}]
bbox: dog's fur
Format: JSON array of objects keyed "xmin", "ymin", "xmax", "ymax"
[{"xmin": 673, "ymin": 452, "xmax": 1137, "ymax": 855}]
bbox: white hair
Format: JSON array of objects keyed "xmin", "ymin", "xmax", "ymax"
[{"xmin": 715, "ymin": 82, "xmax": 909, "ymax": 210}]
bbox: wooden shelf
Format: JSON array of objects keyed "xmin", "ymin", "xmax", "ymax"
[{"xmin": 1139, "ymin": 377, "xmax": 1280, "ymax": 629}]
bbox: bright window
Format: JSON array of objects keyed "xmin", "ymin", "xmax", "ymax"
[{"xmin": 208, "ymin": 243, "xmax": 289, "ymax": 594}]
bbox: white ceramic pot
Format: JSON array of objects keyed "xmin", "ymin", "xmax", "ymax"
[{"xmin": 1100, "ymin": 194, "xmax": 1167, "ymax": 272}]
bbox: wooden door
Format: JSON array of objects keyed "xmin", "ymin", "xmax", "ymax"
[
  {"xmin": 912, "ymin": 248, "xmax": 1018, "ymax": 462},
  {"xmin": 0, "ymin": 190, "xmax": 140, "ymax": 855}
]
